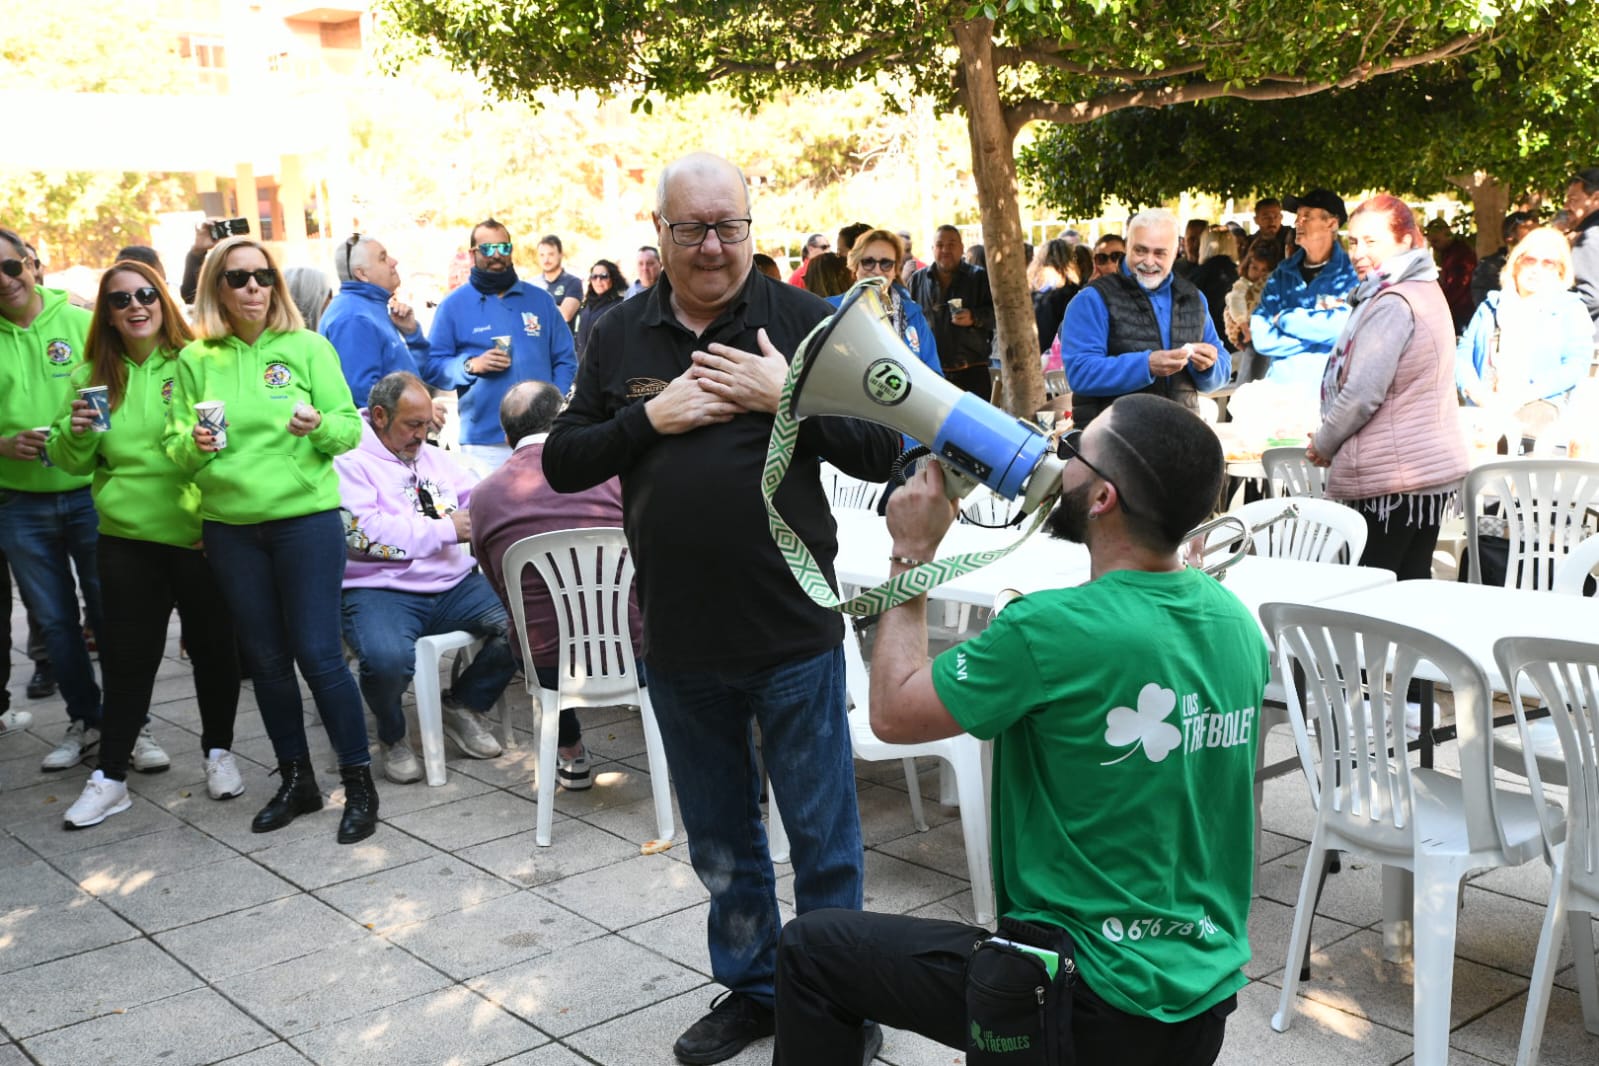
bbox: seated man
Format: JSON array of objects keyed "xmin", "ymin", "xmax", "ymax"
[
  {"xmin": 470, "ymin": 381, "xmax": 640, "ymax": 790},
  {"xmin": 773, "ymin": 395, "xmax": 1270, "ymax": 1066},
  {"xmin": 336, "ymin": 372, "xmax": 516, "ymax": 783}
]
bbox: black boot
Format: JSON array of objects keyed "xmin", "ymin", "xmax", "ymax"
[
  {"xmin": 251, "ymin": 757, "xmax": 323, "ymax": 833},
  {"xmin": 337, "ymin": 764, "xmax": 379, "ymax": 845}
]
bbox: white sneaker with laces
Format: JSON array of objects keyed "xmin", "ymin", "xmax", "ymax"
[
  {"xmin": 131, "ymin": 727, "xmax": 171, "ymax": 773},
  {"xmin": 0, "ymin": 708, "xmax": 33, "ymax": 737},
  {"xmin": 557, "ymin": 743, "xmax": 592, "ymax": 791},
  {"xmin": 64, "ymin": 770, "xmax": 131, "ymax": 828},
  {"xmin": 204, "ymin": 748, "xmax": 245, "ymax": 799},
  {"xmin": 382, "ymin": 740, "xmax": 424, "ymax": 784},
  {"xmin": 442, "ymin": 698, "xmax": 503, "ymax": 759},
  {"xmin": 41, "ymin": 721, "xmax": 99, "ymax": 772}
]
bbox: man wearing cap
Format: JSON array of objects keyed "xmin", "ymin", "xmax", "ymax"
[
  {"xmin": 1250, "ymin": 189, "xmax": 1358, "ymax": 387},
  {"xmin": 1425, "ymin": 218, "xmax": 1478, "ymax": 333},
  {"xmin": 1059, "ymin": 209, "xmax": 1230, "ymax": 429}
]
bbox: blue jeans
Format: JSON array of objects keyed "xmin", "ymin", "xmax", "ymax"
[
  {"xmin": 647, "ymin": 645, "xmax": 863, "ymax": 1006},
  {"xmin": 201, "ymin": 510, "xmax": 370, "ymax": 767},
  {"xmin": 0, "ymin": 488, "xmax": 104, "ymax": 724},
  {"xmin": 342, "ymin": 573, "xmax": 518, "ymax": 746}
]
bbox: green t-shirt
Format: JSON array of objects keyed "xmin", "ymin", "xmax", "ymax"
[{"xmin": 931, "ymin": 567, "xmax": 1270, "ymax": 1023}]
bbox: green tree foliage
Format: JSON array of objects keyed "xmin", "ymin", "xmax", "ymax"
[{"xmin": 376, "ymin": 0, "xmax": 1584, "ymax": 414}]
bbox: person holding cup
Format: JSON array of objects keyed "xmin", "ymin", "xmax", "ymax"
[
  {"xmin": 50, "ymin": 260, "xmax": 243, "ymax": 828},
  {"xmin": 163, "ymin": 236, "xmax": 378, "ymax": 845}
]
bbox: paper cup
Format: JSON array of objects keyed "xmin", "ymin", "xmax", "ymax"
[
  {"xmin": 1036, "ymin": 410, "xmax": 1056, "ymax": 431},
  {"xmin": 194, "ymin": 400, "xmax": 228, "ymax": 449},
  {"xmin": 79, "ymin": 385, "xmax": 111, "ymax": 431},
  {"xmin": 33, "ymin": 426, "xmax": 54, "ymax": 466},
  {"xmin": 492, "ymin": 335, "xmax": 511, "ymax": 353}
]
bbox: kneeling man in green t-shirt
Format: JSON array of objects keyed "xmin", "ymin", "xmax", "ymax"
[{"xmin": 773, "ymin": 394, "xmax": 1271, "ymax": 1065}]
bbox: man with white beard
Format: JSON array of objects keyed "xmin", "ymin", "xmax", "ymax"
[{"xmin": 1059, "ymin": 208, "xmax": 1231, "ymax": 428}]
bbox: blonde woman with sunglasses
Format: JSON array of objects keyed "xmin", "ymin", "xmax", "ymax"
[{"xmin": 163, "ymin": 236, "xmax": 377, "ymax": 845}]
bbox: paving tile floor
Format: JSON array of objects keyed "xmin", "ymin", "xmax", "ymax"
[{"xmin": 3, "ymin": 605, "xmax": 1598, "ymax": 1065}]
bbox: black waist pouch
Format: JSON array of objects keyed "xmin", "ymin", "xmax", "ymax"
[{"xmin": 966, "ymin": 916, "xmax": 1078, "ymax": 1065}]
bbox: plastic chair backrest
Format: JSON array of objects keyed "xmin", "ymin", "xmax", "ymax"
[
  {"xmin": 1552, "ymin": 532, "xmax": 1599, "ymax": 596},
  {"xmin": 1234, "ymin": 497, "xmax": 1368, "ymax": 565},
  {"xmin": 1044, "ymin": 369, "xmax": 1068, "ymax": 398},
  {"xmin": 1260, "ymin": 602, "xmax": 1507, "ymax": 857},
  {"xmin": 1261, "ymin": 446, "xmax": 1328, "ymax": 499},
  {"xmin": 502, "ymin": 528, "xmax": 642, "ymax": 708},
  {"xmin": 1494, "ymin": 636, "xmax": 1599, "ymax": 886},
  {"xmin": 1464, "ymin": 458, "xmax": 1599, "ymax": 590},
  {"xmin": 820, "ymin": 462, "xmax": 882, "ymax": 511},
  {"xmin": 960, "ymin": 488, "xmax": 1019, "ymax": 527}
]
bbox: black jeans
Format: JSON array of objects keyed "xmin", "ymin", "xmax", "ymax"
[
  {"xmin": 944, "ymin": 364, "xmax": 993, "ymax": 398},
  {"xmin": 1356, "ymin": 496, "xmax": 1442, "ymax": 581},
  {"xmin": 774, "ymin": 909, "xmax": 1232, "ymax": 1065},
  {"xmin": 96, "ymin": 535, "xmax": 241, "ymax": 781}
]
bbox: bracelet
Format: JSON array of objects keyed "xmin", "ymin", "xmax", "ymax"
[{"xmin": 888, "ymin": 554, "xmax": 931, "ymax": 568}]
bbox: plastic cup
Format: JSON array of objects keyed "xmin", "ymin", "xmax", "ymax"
[
  {"xmin": 291, "ymin": 402, "xmax": 316, "ymax": 431},
  {"xmin": 33, "ymin": 426, "xmax": 54, "ymax": 467},
  {"xmin": 1036, "ymin": 410, "xmax": 1056, "ymax": 431},
  {"xmin": 79, "ymin": 385, "xmax": 111, "ymax": 431},
  {"xmin": 492, "ymin": 335, "xmax": 511, "ymax": 353},
  {"xmin": 947, "ymin": 298, "xmax": 964, "ymax": 316},
  {"xmin": 194, "ymin": 400, "xmax": 228, "ymax": 449}
]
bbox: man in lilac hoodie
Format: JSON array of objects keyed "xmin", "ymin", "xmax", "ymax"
[{"xmin": 336, "ymin": 372, "xmax": 517, "ymax": 783}]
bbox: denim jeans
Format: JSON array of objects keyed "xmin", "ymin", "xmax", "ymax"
[
  {"xmin": 201, "ymin": 510, "xmax": 370, "ymax": 767},
  {"xmin": 0, "ymin": 488, "xmax": 104, "ymax": 724},
  {"xmin": 646, "ymin": 644, "xmax": 863, "ymax": 1006},
  {"xmin": 341, "ymin": 572, "xmax": 518, "ymax": 746}
]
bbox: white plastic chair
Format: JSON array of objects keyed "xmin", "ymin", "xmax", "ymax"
[
  {"xmin": 501, "ymin": 529, "xmax": 675, "ymax": 848},
  {"xmin": 1227, "ymin": 497, "xmax": 1368, "ymax": 565},
  {"xmin": 413, "ymin": 632, "xmax": 516, "ymax": 787},
  {"xmin": 1463, "ymin": 458, "xmax": 1599, "ymax": 590},
  {"xmin": 1261, "ymin": 603, "xmax": 1548, "ymax": 1066},
  {"xmin": 1553, "ymin": 532, "xmax": 1599, "ymax": 595},
  {"xmin": 1261, "ymin": 446, "xmax": 1328, "ymax": 499},
  {"xmin": 1043, "ymin": 369, "xmax": 1068, "ymax": 399},
  {"xmin": 1493, "ymin": 637, "xmax": 1599, "ymax": 1065},
  {"xmin": 819, "ymin": 462, "xmax": 884, "ymax": 511}
]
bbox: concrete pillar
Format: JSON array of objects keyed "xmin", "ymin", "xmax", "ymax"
[
  {"xmin": 278, "ymin": 153, "xmax": 309, "ymax": 260},
  {"xmin": 234, "ymin": 161, "xmax": 262, "ymax": 241}
]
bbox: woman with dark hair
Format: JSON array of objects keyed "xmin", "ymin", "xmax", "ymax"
[
  {"xmin": 573, "ymin": 259, "xmax": 626, "ymax": 362},
  {"xmin": 164, "ymin": 236, "xmax": 376, "ymax": 844},
  {"xmin": 802, "ymin": 252, "xmax": 853, "ymax": 298},
  {"xmin": 50, "ymin": 260, "xmax": 243, "ymax": 828},
  {"xmin": 1308, "ymin": 194, "xmax": 1468, "ymax": 579},
  {"xmin": 1032, "ymin": 238, "xmax": 1080, "ymax": 357}
]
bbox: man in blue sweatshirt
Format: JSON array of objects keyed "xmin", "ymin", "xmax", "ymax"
[
  {"xmin": 1060, "ymin": 208, "xmax": 1231, "ymax": 428},
  {"xmin": 320, "ymin": 234, "xmax": 434, "ymax": 405},
  {"xmin": 1249, "ymin": 189, "xmax": 1359, "ymax": 387},
  {"xmin": 424, "ymin": 220, "xmax": 576, "ymax": 471}
]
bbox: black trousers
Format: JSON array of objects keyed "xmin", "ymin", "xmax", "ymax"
[
  {"xmin": 1355, "ymin": 496, "xmax": 1442, "ymax": 581},
  {"xmin": 773, "ymin": 909, "xmax": 1232, "ymax": 1065},
  {"xmin": 96, "ymin": 534, "xmax": 241, "ymax": 780},
  {"xmin": 945, "ymin": 364, "xmax": 993, "ymax": 398}
]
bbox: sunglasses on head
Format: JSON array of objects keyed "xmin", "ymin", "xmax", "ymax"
[
  {"xmin": 1, "ymin": 259, "xmax": 24, "ymax": 278},
  {"xmin": 474, "ymin": 242, "xmax": 513, "ymax": 257},
  {"xmin": 222, "ymin": 268, "xmax": 278, "ymax": 289},
  {"xmin": 344, "ymin": 232, "xmax": 361, "ymax": 279},
  {"xmin": 1094, "ymin": 251, "xmax": 1125, "ymax": 265},
  {"xmin": 858, "ymin": 257, "xmax": 896, "ymax": 272},
  {"xmin": 106, "ymin": 287, "xmax": 159, "ymax": 310}
]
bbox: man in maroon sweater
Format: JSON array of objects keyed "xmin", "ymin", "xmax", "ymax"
[{"xmin": 469, "ymin": 380, "xmax": 640, "ymax": 790}]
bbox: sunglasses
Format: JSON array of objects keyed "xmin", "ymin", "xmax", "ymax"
[
  {"xmin": 1094, "ymin": 251, "xmax": 1126, "ymax": 265},
  {"xmin": 222, "ymin": 268, "xmax": 278, "ymax": 289},
  {"xmin": 858, "ymin": 257, "xmax": 896, "ymax": 272},
  {"xmin": 1055, "ymin": 429, "xmax": 1139, "ymax": 517},
  {"xmin": 344, "ymin": 232, "xmax": 361, "ymax": 279},
  {"xmin": 474, "ymin": 242, "xmax": 513, "ymax": 257},
  {"xmin": 1, "ymin": 259, "xmax": 24, "ymax": 278},
  {"xmin": 106, "ymin": 287, "xmax": 160, "ymax": 310},
  {"xmin": 589, "ymin": 272, "xmax": 610, "ymax": 281}
]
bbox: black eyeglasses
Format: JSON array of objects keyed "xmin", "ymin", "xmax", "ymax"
[
  {"xmin": 660, "ymin": 216, "xmax": 752, "ymax": 247},
  {"xmin": 222, "ymin": 268, "xmax": 278, "ymax": 289},
  {"xmin": 1094, "ymin": 251, "xmax": 1126, "ymax": 265},
  {"xmin": 857, "ymin": 257, "xmax": 896, "ymax": 272},
  {"xmin": 344, "ymin": 233, "xmax": 361, "ymax": 279},
  {"xmin": 415, "ymin": 482, "xmax": 440, "ymax": 519},
  {"xmin": 473, "ymin": 242, "xmax": 513, "ymax": 258},
  {"xmin": 0, "ymin": 259, "xmax": 23, "ymax": 278},
  {"xmin": 106, "ymin": 287, "xmax": 159, "ymax": 310},
  {"xmin": 1056, "ymin": 429, "xmax": 1138, "ymax": 516}
]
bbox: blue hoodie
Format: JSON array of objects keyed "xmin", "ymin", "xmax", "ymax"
[
  {"xmin": 318, "ymin": 281, "xmax": 433, "ymax": 407},
  {"xmin": 1250, "ymin": 242, "xmax": 1359, "ymax": 385},
  {"xmin": 424, "ymin": 279, "xmax": 577, "ymax": 445},
  {"xmin": 1059, "ymin": 261, "xmax": 1230, "ymax": 398}
]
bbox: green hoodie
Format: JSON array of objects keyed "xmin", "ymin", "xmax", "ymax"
[
  {"xmin": 163, "ymin": 329, "xmax": 362, "ymax": 524},
  {"xmin": 0, "ymin": 286, "xmax": 93, "ymax": 493},
  {"xmin": 49, "ymin": 351, "xmax": 203, "ymax": 547}
]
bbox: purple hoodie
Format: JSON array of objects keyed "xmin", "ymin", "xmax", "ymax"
[{"xmin": 336, "ymin": 414, "xmax": 478, "ymax": 593}]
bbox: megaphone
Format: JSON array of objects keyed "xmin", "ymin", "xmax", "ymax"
[{"xmin": 790, "ymin": 278, "xmax": 1064, "ymax": 515}]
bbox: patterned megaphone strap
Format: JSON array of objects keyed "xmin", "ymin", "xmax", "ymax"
[{"xmin": 762, "ymin": 294, "xmax": 1050, "ymax": 617}]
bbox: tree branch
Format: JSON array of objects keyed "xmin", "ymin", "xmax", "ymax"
[
  {"xmin": 1006, "ymin": 32, "xmax": 1484, "ymax": 128},
  {"xmin": 707, "ymin": 45, "xmax": 894, "ymax": 79},
  {"xmin": 993, "ymin": 44, "xmax": 1206, "ymax": 82}
]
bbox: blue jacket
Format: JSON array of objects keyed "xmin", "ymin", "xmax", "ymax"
[
  {"xmin": 1456, "ymin": 288, "xmax": 1592, "ymax": 403},
  {"xmin": 424, "ymin": 279, "xmax": 577, "ymax": 445},
  {"xmin": 1059, "ymin": 262, "xmax": 1230, "ymax": 398},
  {"xmin": 825, "ymin": 283, "xmax": 942, "ymax": 378},
  {"xmin": 319, "ymin": 281, "xmax": 432, "ymax": 407},
  {"xmin": 1250, "ymin": 243, "xmax": 1359, "ymax": 384}
]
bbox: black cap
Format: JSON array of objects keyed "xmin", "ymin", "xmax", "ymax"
[{"xmin": 1282, "ymin": 189, "xmax": 1348, "ymax": 226}]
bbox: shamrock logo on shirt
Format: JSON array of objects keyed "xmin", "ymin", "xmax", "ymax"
[{"xmin": 1101, "ymin": 683, "xmax": 1183, "ymax": 765}]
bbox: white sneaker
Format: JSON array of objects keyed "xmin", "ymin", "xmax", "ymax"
[
  {"xmin": 41, "ymin": 722, "xmax": 99, "ymax": 772},
  {"xmin": 442, "ymin": 699, "xmax": 503, "ymax": 759},
  {"xmin": 131, "ymin": 727, "xmax": 171, "ymax": 773},
  {"xmin": 63, "ymin": 770, "xmax": 131, "ymax": 828},
  {"xmin": 382, "ymin": 740, "xmax": 423, "ymax": 784},
  {"xmin": 0, "ymin": 708, "xmax": 33, "ymax": 737},
  {"xmin": 204, "ymin": 749, "xmax": 245, "ymax": 799}
]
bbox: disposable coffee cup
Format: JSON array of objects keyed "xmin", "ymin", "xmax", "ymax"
[
  {"xmin": 947, "ymin": 298, "xmax": 964, "ymax": 314},
  {"xmin": 194, "ymin": 400, "xmax": 228, "ymax": 449},
  {"xmin": 291, "ymin": 402, "xmax": 316, "ymax": 430},
  {"xmin": 79, "ymin": 385, "xmax": 111, "ymax": 432},
  {"xmin": 1036, "ymin": 410, "xmax": 1056, "ymax": 432},
  {"xmin": 33, "ymin": 426, "xmax": 54, "ymax": 467},
  {"xmin": 492, "ymin": 335, "xmax": 511, "ymax": 353}
]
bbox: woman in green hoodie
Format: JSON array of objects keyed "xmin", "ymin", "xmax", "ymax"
[
  {"xmin": 163, "ymin": 237, "xmax": 377, "ymax": 845},
  {"xmin": 52, "ymin": 261, "xmax": 244, "ymax": 830}
]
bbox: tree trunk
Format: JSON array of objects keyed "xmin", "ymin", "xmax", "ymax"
[
  {"xmin": 952, "ymin": 17, "xmax": 1043, "ymax": 418},
  {"xmin": 1450, "ymin": 171, "xmax": 1509, "ymax": 257}
]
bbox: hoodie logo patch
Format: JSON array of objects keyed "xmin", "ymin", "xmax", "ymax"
[
  {"xmin": 263, "ymin": 362, "xmax": 293, "ymax": 387},
  {"xmin": 161, "ymin": 377, "xmax": 174, "ymax": 404},
  {"xmin": 46, "ymin": 339, "xmax": 73, "ymax": 365},
  {"xmin": 521, "ymin": 312, "xmax": 541, "ymax": 337}
]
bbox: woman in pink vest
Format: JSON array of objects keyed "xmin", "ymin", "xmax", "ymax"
[{"xmin": 1308, "ymin": 194, "xmax": 1469, "ymax": 579}]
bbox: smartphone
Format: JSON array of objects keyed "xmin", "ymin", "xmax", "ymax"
[
  {"xmin": 207, "ymin": 218, "xmax": 250, "ymax": 241},
  {"xmin": 986, "ymin": 937, "xmax": 1061, "ymax": 979}
]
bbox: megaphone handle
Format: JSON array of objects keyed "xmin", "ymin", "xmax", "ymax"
[{"xmin": 935, "ymin": 458, "xmax": 981, "ymax": 501}]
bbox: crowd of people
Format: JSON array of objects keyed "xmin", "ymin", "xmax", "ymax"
[{"xmin": 5, "ymin": 155, "xmax": 1599, "ymax": 1066}]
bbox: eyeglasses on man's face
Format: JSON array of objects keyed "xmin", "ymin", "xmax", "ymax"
[
  {"xmin": 660, "ymin": 216, "xmax": 752, "ymax": 247},
  {"xmin": 1094, "ymin": 250, "xmax": 1125, "ymax": 266},
  {"xmin": 473, "ymin": 242, "xmax": 513, "ymax": 258}
]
